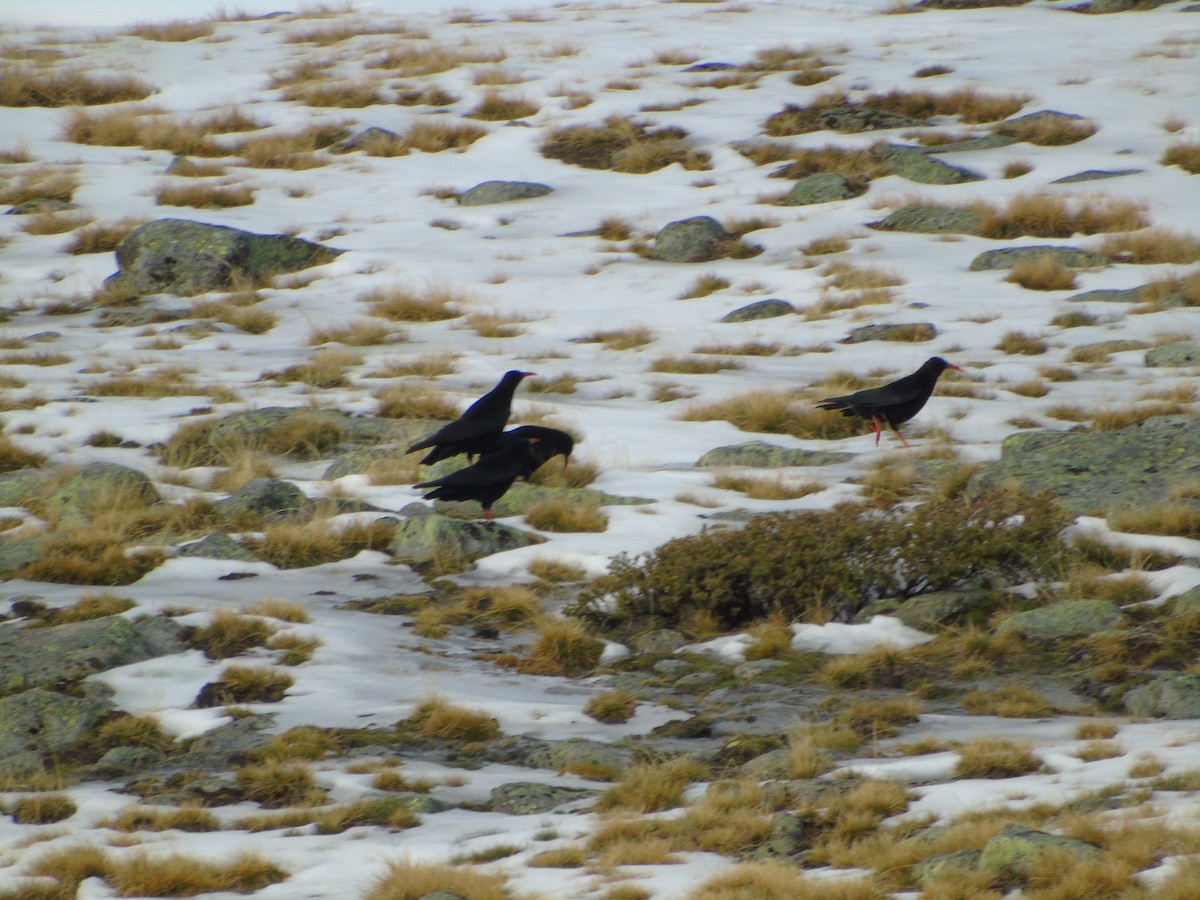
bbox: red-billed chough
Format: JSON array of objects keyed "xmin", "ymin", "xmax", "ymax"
[
  {"xmin": 414, "ymin": 434, "xmax": 543, "ymax": 521},
  {"xmin": 406, "ymin": 369, "xmax": 534, "ymax": 465},
  {"xmin": 503, "ymin": 425, "xmax": 574, "ymax": 474},
  {"xmin": 815, "ymin": 356, "xmax": 961, "ymax": 447}
]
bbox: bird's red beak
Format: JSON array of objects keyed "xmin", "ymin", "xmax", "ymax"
[
  {"xmin": 947, "ymin": 363, "xmax": 963, "ymax": 372},
  {"xmin": 520, "ymin": 371, "xmax": 536, "ymax": 377}
]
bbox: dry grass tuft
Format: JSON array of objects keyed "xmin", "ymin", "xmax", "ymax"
[
  {"xmin": 100, "ymin": 804, "xmax": 219, "ymax": 832},
  {"xmin": 155, "ymin": 181, "xmax": 255, "ymax": 208},
  {"xmin": 597, "ymin": 757, "xmax": 709, "ymax": 813},
  {"xmin": 710, "ymin": 473, "xmax": 825, "ymax": 500},
  {"xmin": 4, "ymin": 793, "xmax": 77, "ymax": 825},
  {"xmin": 62, "ymin": 217, "xmax": 148, "ymax": 254},
  {"xmin": 364, "ymin": 859, "xmax": 510, "ymax": 900},
  {"xmin": 961, "ymin": 684, "xmax": 1056, "ymax": 717},
  {"xmin": 408, "ymin": 695, "xmax": 502, "ymax": 742},
  {"xmin": 650, "ymin": 354, "xmax": 745, "ymax": 374},
  {"xmin": 953, "ymin": 737, "xmax": 1043, "ymax": 778},
  {"xmin": 375, "ymin": 383, "xmax": 461, "ymax": 420},
  {"xmin": 994, "ymin": 330, "xmax": 1048, "ymax": 355},
  {"xmin": 1097, "ymin": 228, "xmax": 1200, "ymax": 265},
  {"xmin": 125, "ymin": 20, "xmax": 215, "ymax": 41},
  {"xmin": 189, "ymin": 609, "xmax": 276, "ymax": 660},
  {"xmin": 524, "ymin": 496, "xmax": 608, "ymax": 532},
  {"xmin": 585, "ymin": 689, "xmax": 638, "ymax": 724},
  {"xmin": 541, "ymin": 114, "xmax": 710, "ymax": 173},
  {"xmin": 1006, "ymin": 253, "xmax": 1079, "ymax": 291},
  {"xmin": 309, "ymin": 318, "xmax": 397, "ymax": 346},
  {"xmin": 681, "ymin": 389, "xmax": 864, "ymax": 440},
  {"xmin": 994, "ymin": 113, "xmax": 1097, "ymax": 145},
  {"xmin": 0, "ymin": 167, "xmax": 79, "ymax": 206},
  {"xmin": 574, "ymin": 325, "xmax": 656, "ymax": 350},
  {"xmin": 363, "ymin": 283, "xmax": 467, "ymax": 321},
  {"xmin": 0, "ymin": 67, "xmax": 155, "ymax": 107},
  {"xmin": 1162, "ymin": 141, "xmax": 1200, "ymax": 175},
  {"xmin": 678, "ymin": 273, "xmax": 731, "ymax": 299}
]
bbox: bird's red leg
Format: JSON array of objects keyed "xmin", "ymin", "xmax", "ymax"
[
  {"xmin": 871, "ymin": 416, "xmax": 883, "ymax": 446},
  {"xmin": 482, "ymin": 507, "xmax": 494, "ymax": 522},
  {"xmin": 895, "ymin": 428, "xmax": 912, "ymax": 449}
]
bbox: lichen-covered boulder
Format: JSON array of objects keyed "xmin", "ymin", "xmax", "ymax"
[
  {"xmin": 328, "ymin": 126, "xmax": 400, "ymax": 154},
  {"xmin": 782, "ymin": 173, "xmax": 865, "ymax": 206},
  {"xmin": 174, "ymin": 532, "xmax": 259, "ymax": 562},
  {"xmin": 997, "ymin": 599, "xmax": 1123, "ymax": 639},
  {"xmin": 489, "ymin": 782, "xmax": 597, "ymax": 814},
  {"xmin": 43, "ymin": 461, "xmax": 160, "ymax": 522},
  {"xmin": 924, "ymin": 135, "xmax": 1017, "ymax": 153},
  {"xmin": 841, "ymin": 322, "xmax": 937, "ymax": 343},
  {"xmin": 873, "ymin": 205, "xmax": 983, "ymax": 235},
  {"xmin": 457, "ymin": 181, "xmax": 553, "ymax": 206},
  {"xmin": 1066, "ymin": 286, "xmax": 1148, "ymax": 304},
  {"xmin": 969, "ymin": 246, "xmax": 1108, "ymax": 271},
  {"xmin": 106, "ymin": 218, "xmax": 342, "ymax": 297},
  {"xmin": 720, "ymin": 299, "xmax": 795, "ymax": 322},
  {"xmin": 0, "ymin": 689, "xmax": 115, "ymax": 775},
  {"xmin": 968, "ymin": 416, "xmax": 1200, "ymax": 515},
  {"xmin": 874, "ymin": 145, "xmax": 984, "ymax": 185},
  {"xmin": 1051, "ymin": 168, "xmax": 1142, "ymax": 184},
  {"xmin": 216, "ymin": 477, "xmax": 307, "ymax": 523},
  {"xmin": 390, "ymin": 513, "xmax": 543, "ymax": 570},
  {"xmin": 697, "ymin": 441, "xmax": 852, "ymax": 468},
  {"xmin": 653, "ymin": 216, "xmax": 734, "ymax": 263},
  {"xmin": 979, "ymin": 824, "xmax": 1100, "ymax": 879},
  {"xmin": 1145, "ymin": 343, "xmax": 1200, "ymax": 368},
  {"xmin": 816, "ymin": 106, "xmax": 927, "ymax": 132},
  {"xmin": 1123, "ymin": 674, "xmax": 1200, "ymax": 719},
  {"xmin": 0, "ymin": 615, "xmax": 185, "ymax": 697},
  {"xmin": 913, "ymin": 849, "xmax": 982, "ymax": 884}
]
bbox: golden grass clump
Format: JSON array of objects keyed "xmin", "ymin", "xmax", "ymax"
[
  {"xmin": 524, "ymin": 497, "xmax": 608, "ymax": 532},
  {"xmin": 0, "ymin": 431, "xmax": 46, "ymax": 472},
  {"xmin": 100, "ymin": 804, "xmax": 219, "ymax": 832},
  {"xmin": 62, "ymin": 217, "xmax": 148, "ymax": 255},
  {"xmin": 0, "ymin": 167, "xmax": 79, "ymax": 206},
  {"xmin": 155, "ymin": 181, "xmax": 255, "ymax": 209},
  {"xmin": 523, "ymin": 616, "xmax": 604, "ymax": 674},
  {"xmin": 375, "ymin": 383, "xmax": 461, "ymax": 420},
  {"xmin": 961, "ymin": 684, "xmax": 1056, "ymax": 717},
  {"xmin": 280, "ymin": 80, "xmax": 385, "ymax": 108},
  {"xmin": 528, "ymin": 556, "xmax": 587, "ymax": 582},
  {"xmin": 1096, "ymin": 227, "xmax": 1200, "ymax": 265},
  {"xmin": 1107, "ymin": 502, "xmax": 1200, "ymax": 539},
  {"xmin": 1162, "ymin": 141, "xmax": 1200, "ymax": 174},
  {"xmin": 414, "ymin": 586, "xmax": 543, "ymax": 637},
  {"xmin": 585, "ymin": 689, "xmax": 638, "ymax": 724},
  {"xmin": 953, "ymin": 737, "xmax": 1043, "ymax": 778},
  {"xmin": 36, "ymin": 592, "xmax": 137, "ymax": 625},
  {"xmin": 407, "ymin": 695, "xmax": 502, "ymax": 742},
  {"xmin": 188, "ymin": 609, "xmax": 276, "ymax": 660},
  {"xmin": 994, "ymin": 112, "xmax": 1099, "ymax": 146},
  {"xmin": 235, "ymin": 758, "xmax": 324, "ymax": 807},
  {"xmin": 364, "ymin": 859, "xmax": 510, "ymax": 900},
  {"xmin": 0, "ymin": 67, "xmax": 155, "ymax": 107},
  {"xmin": 541, "ymin": 114, "xmax": 709, "ymax": 173},
  {"xmin": 4, "ymin": 793, "xmax": 77, "ymax": 824},
  {"xmin": 1006, "ymin": 253, "xmax": 1079, "ymax": 291},
  {"xmin": 678, "ymin": 273, "xmax": 731, "ymax": 299},
  {"xmin": 597, "ymin": 756, "xmax": 709, "ymax": 813},
  {"xmin": 246, "ymin": 517, "xmax": 395, "ymax": 569},
  {"xmin": 234, "ymin": 123, "xmax": 349, "ymax": 168},
  {"xmin": 124, "ymin": 19, "xmax": 215, "ymax": 41},
  {"xmin": 199, "ymin": 664, "xmax": 294, "ymax": 705},
  {"xmin": 994, "ymin": 330, "xmax": 1048, "ymax": 355},
  {"xmin": 309, "ymin": 319, "xmax": 397, "ymax": 346},
  {"xmin": 652, "ymin": 355, "xmax": 746, "ymax": 375},
  {"xmin": 466, "ymin": 88, "xmax": 539, "ymax": 120},
  {"xmin": 691, "ymin": 860, "xmax": 884, "ymax": 900},
  {"xmin": 681, "ymin": 389, "xmax": 864, "ymax": 441},
  {"xmin": 96, "ymin": 714, "xmax": 173, "ymax": 752},
  {"xmin": 711, "ymin": 473, "xmax": 825, "ymax": 501},
  {"xmin": 15, "ymin": 532, "xmax": 165, "ymax": 585},
  {"xmin": 574, "ymin": 325, "xmax": 656, "ymax": 349},
  {"xmin": 363, "ymin": 283, "xmax": 467, "ymax": 321}
]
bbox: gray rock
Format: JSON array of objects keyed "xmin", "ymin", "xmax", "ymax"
[
  {"xmin": 841, "ymin": 322, "xmax": 936, "ymax": 343},
  {"xmin": 720, "ymin": 299, "xmax": 795, "ymax": 322},
  {"xmin": 6, "ymin": 198, "xmax": 79, "ymax": 215},
  {"xmin": 653, "ymin": 659, "xmax": 690, "ymax": 675},
  {"xmin": 969, "ymin": 246, "xmax": 1108, "ymax": 271},
  {"xmin": 328, "ymin": 126, "xmax": 401, "ymax": 154},
  {"xmin": 1123, "ymin": 674, "xmax": 1200, "ymax": 719},
  {"xmin": 525, "ymin": 739, "xmax": 633, "ymax": 776},
  {"xmin": 873, "ymin": 205, "xmax": 984, "ymax": 235},
  {"xmin": 734, "ymin": 659, "xmax": 788, "ymax": 680},
  {"xmin": 0, "ymin": 536, "xmax": 46, "ymax": 577},
  {"xmin": 816, "ymin": 106, "xmax": 927, "ymax": 132},
  {"xmin": 389, "ymin": 514, "xmax": 543, "ymax": 571},
  {"xmin": 0, "ymin": 615, "xmax": 186, "ymax": 698},
  {"xmin": 1075, "ymin": 0, "xmax": 1177, "ymax": 11},
  {"xmin": 216, "ymin": 477, "xmax": 307, "ymax": 523},
  {"xmin": 653, "ymin": 216, "xmax": 734, "ymax": 263},
  {"xmin": 1051, "ymin": 168, "xmax": 1142, "ymax": 184},
  {"xmin": 997, "ymin": 600, "xmax": 1123, "ymax": 639},
  {"xmin": 924, "ymin": 134, "xmax": 1019, "ymax": 154},
  {"xmin": 979, "ymin": 824, "xmax": 1100, "ymax": 878},
  {"xmin": 874, "ymin": 144, "xmax": 984, "ymax": 184},
  {"xmin": 94, "ymin": 306, "xmax": 192, "ymax": 327},
  {"xmin": 1145, "ymin": 343, "xmax": 1200, "ymax": 368},
  {"xmin": 457, "ymin": 181, "xmax": 553, "ymax": 206},
  {"xmin": 489, "ymin": 782, "xmax": 597, "ymax": 814},
  {"xmin": 44, "ymin": 462, "xmax": 159, "ymax": 522},
  {"xmin": 913, "ymin": 849, "xmax": 982, "ymax": 883},
  {"xmin": 90, "ymin": 745, "xmax": 166, "ymax": 778},
  {"xmin": 855, "ymin": 590, "xmax": 989, "ymax": 631},
  {"xmin": 968, "ymin": 415, "xmax": 1200, "ymax": 515},
  {"xmin": 1066, "ymin": 286, "xmax": 1148, "ymax": 304},
  {"xmin": 0, "ymin": 689, "xmax": 114, "ymax": 774},
  {"xmin": 676, "ymin": 671, "xmax": 717, "ymax": 687},
  {"xmin": 632, "ymin": 630, "xmax": 688, "ymax": 655},
  {"xmin": 782, "ymin": 173, "xmax": 865, "ymax": 206},
  {"xmin": 175, "ymin": 532, "xmax": 258, "ymax": 561},
  {"xmin": 684, "ymin": 62, "xmax": 736, "ymax": 72},
  {"xmin": 1171, "ymin": 586, "xmax": 1200, "ymax": 616},
  {"xmin": 740, "ymin": 748, "xmax": 792, "ymax": 779},
  {"xmin": 918, "ymin": 0, "xmax": 1031, "ymax": 7},
  {"xmin": 697, "ymin": 441, "xmax": 853, "ymax": 468},
  {"xmin": 105, "ymin": 218, "xmax": 343, "ymax": 298},
  {"xmin": 996, "ymin": 109, "xmax": 1088, "ymax": 135}
]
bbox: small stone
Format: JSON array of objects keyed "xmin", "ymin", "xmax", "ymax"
[
  {"xmin": 969, "ymin": 245, "xmax": 1108, "ymax": 271},
  {"xmin": 873, "ymin": 205, "xmax": 983, "ymax": 235},
  {"xmin": 1123, "ymin": 674, "xmax": 1200, "ymax": 719},
  {"xmin": 781, "ymin": 172, "xmax": 865, "ymax": 206},
  {"xmin": 720, "ymin": 299, "xmax": 795, "ymax": 322},
  {"xmin": 457, "ymin": 181, "xmax": 553, "ymax": 206},
  {"xmin": 1145, "ymin": 343, "xmax": 1200, "ymax": 368},
  {"xmin": 997, "ymin": 599, "xmax": 1123, "ymax": 639},
  {"xmin": 653, "ymin": 216, "xmax": 734, "ymax": 263},
  {"xmin": 841, "ymin": 322, "xmax": 937, "ymax": 343}
]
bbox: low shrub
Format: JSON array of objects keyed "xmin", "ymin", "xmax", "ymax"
[{"xmin": 572, "ymin": 486, "xmax": 1068, "ymax": 630}]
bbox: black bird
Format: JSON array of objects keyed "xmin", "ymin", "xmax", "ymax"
[
  {"xmin": 406, "ymin": 370, "xmax": 534, "ymax": 465},
  {"xmin": 503, "ymin": 425, "xmax": 574, "ymax": 475},
  {"xmin": 415, "ymin": 434, "xmax": 543, "ymax": 520},
  {"xmin": 815, "ymin": 356, "xmax": 961, "ymax": 447}
]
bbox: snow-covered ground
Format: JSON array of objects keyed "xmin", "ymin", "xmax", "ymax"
[{"xmin": 1, "ymin": 0, "xmax": 1198, "ymax": 897}]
